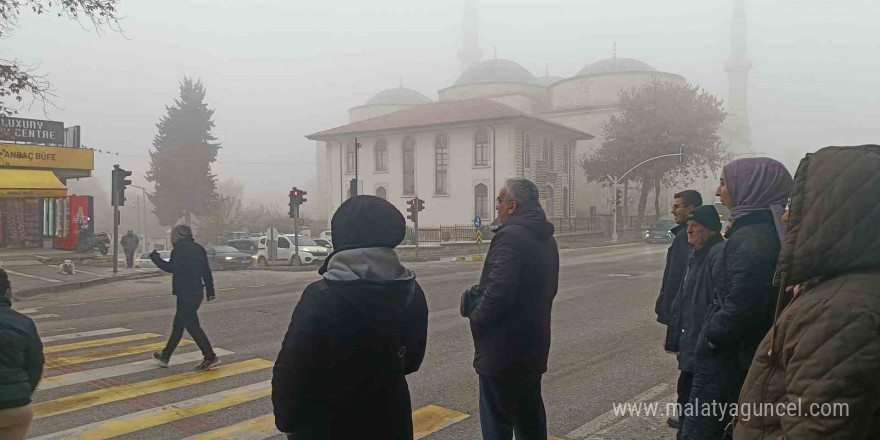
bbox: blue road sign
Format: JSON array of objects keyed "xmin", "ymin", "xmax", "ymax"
[{"xmin": 474, "ymin": 216, "xmax": 482, "ymax": 228}]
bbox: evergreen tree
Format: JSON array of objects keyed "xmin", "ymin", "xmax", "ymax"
[{"xmin": 146, "ymin": 77, "xmax": 220, "ymax": 226}]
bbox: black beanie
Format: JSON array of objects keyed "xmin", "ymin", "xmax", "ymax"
[
  {"xmin": 686, "ymin": 205, "xmax": 722, "ymax": 232},
  {"xmin": 318, "ymin": 195, "xmax": 406, "ymax": 274}
]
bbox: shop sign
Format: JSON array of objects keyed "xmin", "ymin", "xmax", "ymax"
[
  {"xmin": 0, "ymin": 117, "xmax": 64, "ymax": 144},
  {"xmin": 0, "ymin": 143, "xmax": 93, "ymax": 170},
  {"xmin": 0, "ymin": 188, "xmax": 67, "ymax": 197}
]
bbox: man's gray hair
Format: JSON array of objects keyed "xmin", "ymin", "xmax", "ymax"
[{"xmin": 504, "ymin": 178, "xmax": 540, "ymax": 205}]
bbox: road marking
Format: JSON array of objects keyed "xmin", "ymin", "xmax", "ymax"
[
  {"xmin": 565, "ymin": 383, "xmax": 671, "ymax": 439},
  {"xmin": 42, "ymin": 328, "xmax": 130, "ymax": 344},
  {"xmin": 246, "ymin": 285, "xmax": 268, "ymax": 288},
  {"xmin": 15, "ymin": 307, "xmax": 41, "ymax": 314},
  {"xmin": 38, "ymin": 349, "xmax": 234, "ymax": 391},
  {"xmin": 33, "ymin": 359, "xmax": 273, "ymax": 419},
  {"xmin": 182, "ymin": 414, "xmax": 276, "ymax": 440},
  {"xmin": 218, "ymin": 287, "xmax": 236, "ymax": 291},
  {"xmin": 59, "ymin": 302, "xmax": 88, "ymax": 307},
  {"xmin": 30, "ymin": 380, "xmax": 272, "ymax": 440},
  {"xmin": 412, "ymin": 404, "xmax": 470, "ymax": 439},
  {"xmin": 45, "ymin": 340, "xmax": 194, "ymax": 369},
  {"xmin": 43, "ymin": 333, "xmax": 162, "ymax": 354},
  {"xmin": 28, "ymin": 314, "xmax": 59, "ymax": 320},
  {"xmin": 2, "ymin": 268, "xmax": 63, "ymax": 283}
]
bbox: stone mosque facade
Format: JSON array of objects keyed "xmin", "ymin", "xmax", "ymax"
[{"xmin": 311, "ymin": 0, "xmax": 751, "ymax": 228}]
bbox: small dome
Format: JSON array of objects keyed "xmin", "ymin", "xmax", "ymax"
[
  {"xmin": 366, "ymin": 87, "xmax": 432, "ymax": 106},
  {"xmin": 537, "ymin": 75, "xmax": 564, "ymax": 86},
  {"xmin": 576, "ymin": 57, "xmax": 656, "ymax": 77},
  {"xmin": 454, "ymin": 59, "xmax": 539, "ymax": 86}
]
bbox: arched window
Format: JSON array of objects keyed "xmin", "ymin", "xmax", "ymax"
[
  {"xmin": 563, "ymin": 187, "xmax": 569, "ymax": 218},
  {"xmin": 375, "ymin": 139, "xmax": 387, "ymax": 172},
  {"xmin": 376, "ymin": 186, "xmax": 387, "ymax": 200},
  {"xmin": 524, "ymin": 134, "xmax": 531, "ymax": 169},
  {"xmin": 563, "ymin": 144, "xmax": 570, "ymax": 173},
  {"xmin": 474, "ymin": 130, "xmax": 489, "ymax": 167},
  {"xmin": 435, "ymin": 134, "xmax": 449, "ymax": 195},
  {"xmin": 474, "ymin": 183, "xmax": 489, "ymax": 220},
  {"xmin": 542, "ymin": 138, "xmax": 549, "ymax": 163},
  {"xmin": 402, "ymin": 137, "xmax": 415, "ymax": 196},
  {"xmin": 549, "ymin": 140, "xmax": 555, "ymax": 171},
  {"xmin": 346, "ymin": 142, "xmax": 357, "ymax": 173}
]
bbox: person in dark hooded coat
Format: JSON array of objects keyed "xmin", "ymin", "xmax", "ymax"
[
  {"xmin": 272, "ymin": 195, "xmax": 429, "ymax": 440},
  {"xmin": 461, "ymin": 178, "xmax": 559, "ymax": 440}
]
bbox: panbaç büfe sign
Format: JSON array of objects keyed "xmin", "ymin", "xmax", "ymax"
[
  {"xmin": 0, "ymin": 143, "xmax": 94, "ymax": 170},
  {"xmin": 0, "ymin": 117, "xmax": 64, "ymax": 144}
]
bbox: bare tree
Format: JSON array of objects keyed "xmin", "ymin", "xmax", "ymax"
[{"xmin": 0, "ymin": 0, "xmax": 123, "ymax": 115}]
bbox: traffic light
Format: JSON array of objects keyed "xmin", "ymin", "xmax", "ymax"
[
  {"xmin": 406, "ymin": 198, "xmax": 417, "ymax": 222},
  {"xmin": 615, "ymin": 189, "xmax": 623, "ymax": 206},
  {"xmin": 678, "ymin": 145, "xmax": 686, "ymax": 165},
  {"xmin": 299, "ymin": 189, "xmax": 307, "ymax": 204},
  {"xmin": 288, "ymin": 187, "xmax": 307, "ymax": 218},
  {"xmin": 111, "ymin": 164, "xmax": 132, "ymax": 206},
  {"xmin": 416, "ymin": 198, "xmax": 425, "ymax": 212}
]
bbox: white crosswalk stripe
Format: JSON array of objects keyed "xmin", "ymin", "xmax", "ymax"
[{"xmin": 41, "ymin": 327, "xmax": 131, "ymax": 344}]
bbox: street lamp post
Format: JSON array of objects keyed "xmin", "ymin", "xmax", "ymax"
[{"xmin": 131, "ymin": 185, "xmax": 148, "ymax": 250}]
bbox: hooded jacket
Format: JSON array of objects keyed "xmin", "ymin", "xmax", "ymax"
[
  {"xmin": 656, "ymin": 223, "xmax": 690, "ymax": 325},
  {"xmin": 0, "ymin": 297, "xmax": 44, "ymax": 409},
  {"xmin": 151, "ymin": 238, "xmax": 214, "ymax": 299},
  {"xmin": 467, "ymin": 202, "xmax": 559, "ymax": 378},
  {"xmin": 735, "ymin": 145, "xmax": 880, "ymax": 440},
  {"xmin": 272, "ymin": 248, "xmax": 428, "ymax": 439}
]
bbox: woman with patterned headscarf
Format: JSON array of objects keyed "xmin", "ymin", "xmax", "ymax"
[{"xmin": 680, "ymin": 158, "xmax": 793, "ymax": 440}]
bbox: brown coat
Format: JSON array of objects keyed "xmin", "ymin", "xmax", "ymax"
[{"xmin": 735, "ymin": 145, "xmax": 880, "ymax": 440}]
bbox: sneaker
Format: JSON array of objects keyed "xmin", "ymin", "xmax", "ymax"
[
  {"xmin": 152, "ymin": 352, "xmax": 169, "ymax": 368},
  {"xmin": 667, "ymin": 415, "xmax": 680, "ymax": 429},
  {"xmin": 194, "ymin": 356, "xmax": 221, "ymax": 371}
]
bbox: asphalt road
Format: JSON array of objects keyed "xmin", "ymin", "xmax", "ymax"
[{"xmin": 14, "ymin": 242, "xmax": 680, "ymax": 440}]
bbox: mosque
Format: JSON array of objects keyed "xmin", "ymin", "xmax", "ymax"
[{"xmin": 309, "ymin": 0, "xmax": 752, "ymax": 228}]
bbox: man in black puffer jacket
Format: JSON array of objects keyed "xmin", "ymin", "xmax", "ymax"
[
  {"xmin": 150, "ymin": 225, "xmax": 219, "ymax": 372},
  {"xmin": 0, "ymin": 269, "xmax": 43, "ymax": 440},
  {"xmin": 462, "ymin": 178, "xmax": 559, "ymax": 440},
  {"xmin": 272, "ymin": 196, "xmax": 428, "ymax": 440}
]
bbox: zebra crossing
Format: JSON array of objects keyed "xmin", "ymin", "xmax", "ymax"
[{"xmin": 30, "ymin": 326, "xmax": 481, "ymax": 439}]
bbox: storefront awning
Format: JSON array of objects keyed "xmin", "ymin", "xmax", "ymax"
[{"xmin": 0, "ymin": 169, "xmax": 67, "ymax": 197}]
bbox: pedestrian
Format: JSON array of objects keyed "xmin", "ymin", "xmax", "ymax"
[
  {"xmin": 664, "ymin": 205, "xmax": 725, "ymax": 438},
  {"xmin": 150, "ymin": 225, "xmax": 220, "ymax": 372},
  {"xmin": 656, "ymin": 190, "xmax": 702, "ymax": 429},
  {"xmin": 272, "ymin": 195, "xmax": 428, "ymax": 440},
  {"xmin": 735, "ymin": 145, "xmax": 880, "ymax": 439},
  {"xmin": 0, "ymin": 269, "xmax": 44, "ymax": 440},
  {"xmin": 461, "ymin": 178, "xmax": 559, "ymax": 440},
  {"xmin": 121, "ymin": 230, "xmax": 139, "ymax": 269},
  {"xmin": 680, "ymin": 157, "xmax": 793, "ymax": 440}
]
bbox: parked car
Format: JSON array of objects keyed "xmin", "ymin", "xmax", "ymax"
[
  {"xmin": 255, "ymin": 234, "xmax": 329, "ymax": 266},
  {"xmin": 645, "ymin": 220, "xmax": 678, "ymax": 244},
  {"xmin": 133, "ymin": 250, "xmax": 171, "ymax": 269},
  {"xmin": 313, "ymin": 238, "xmax": 333, "ymax": 252},
  {"xmin": 75, "ymin": 230, "xmax": 110, "ymax": 255},
  {"xmin": 318, "ymin": 230, "xmax": 332, "ymax": 240},
  {"xmin": 228, "ymin": 238, "xmax": 259, "ymax": 255},
  {"xmin": 206, "ymin": 245, "xmax": 254, "ymax": 271}
]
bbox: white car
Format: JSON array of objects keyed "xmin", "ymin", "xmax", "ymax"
[
  {"xmin": 318, "ymin": 231, "xmax": 332, "ymax": 240},
  {"xmin": 256, "ymin": 235, "xmax": 330, "ymax": 266},
  {"xmin": 133, "ymin": 250, "xmax": 171, "ymax": 269}
]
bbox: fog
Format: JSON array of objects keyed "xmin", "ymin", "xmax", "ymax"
[{"xmin": 9, "ymin": 0, "xmax": 878, "ymax": 213}]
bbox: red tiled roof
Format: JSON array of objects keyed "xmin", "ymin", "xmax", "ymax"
[{"xmin": 306, "ymin": 98, "xmax": 593, "ymax": 140}]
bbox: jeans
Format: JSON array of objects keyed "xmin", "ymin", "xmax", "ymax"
[
  {"xmin": 124, "ymin": 251, "xmax": 134, "ymax": 268},
  {"xmin": 161, "ymin": 294, "xmax": 215, "ymax": 359},
  {"xmin": 478, "ymin": 375, "xmax": 546, "ymax": 440}
]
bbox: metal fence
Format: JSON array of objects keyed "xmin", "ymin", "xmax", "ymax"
[{"xmin": 406, "ymin": 224, "xmax": 483, "ymax": 243}]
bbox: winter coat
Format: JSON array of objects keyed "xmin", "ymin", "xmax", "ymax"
[
  {"xmin": 666, "ymin": 234, "xmax": 725, "ymax": 372},
  {"xmin": 272, "ymin": 248, "xmax": 428, "ymax": 440},
  {"xmin": 656, "ymin": 223, "xmax": 689, "ymax": 326},
  {"xmin": 701, "ymin": 209, "xmax": 781, "ymax": 369},
  {"xmin": 0, "ymin": 298, "xmax": 44, "ymax": 409},
  {"xmin": 151, "ymin": 239, "xmax": 215, "ymax": 299},
  {"xmin": 735, "ymin": 145, "xmax": 880, "ymax": 440},
  {"xmin": 467, "ymin": 202, "xmax": 559, "ymax": 379},
  {"xmin": 120, "ymin": 232, "xmax": 139, "ymax": 252}
]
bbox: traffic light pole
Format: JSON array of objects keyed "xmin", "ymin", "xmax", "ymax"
[
  {"xmin": 414, "ymin": 209, "xmax": 419, "ymax": 259},
  {"xmin": 112, "ymin": 205, "xmax": 119, "ymax": 274},
  {"xmin": 293, "ymin": 205, "xmax": 299, "ymax": 265}
]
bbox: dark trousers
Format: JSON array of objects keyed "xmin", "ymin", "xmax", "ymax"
[
  {"xmin": 124, "ymin": 250, "xmax": 135, "ymax": 268},
  {"xmin": 680, "ymin": 348, "xmax": 745, "ymax": 440},
  {"xmin": 675, "ymin": 371, "xmax": 694, "ymax": 438},
  {"xmin": 478, "ymin": 375, "xmax": 546, "ymax": 440},
  {"xmin": 162, "ymin": 295, "xmax": 215, "ymax": 359}
]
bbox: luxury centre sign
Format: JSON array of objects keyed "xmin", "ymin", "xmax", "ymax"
[{"xmin": 0, "ymin": 117, "xmax": 64, "ymax": 144}]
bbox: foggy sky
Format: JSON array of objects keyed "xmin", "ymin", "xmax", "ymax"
[{"xmin": 9, "ymin": 0, "xmax": 879, "ymax": 215}]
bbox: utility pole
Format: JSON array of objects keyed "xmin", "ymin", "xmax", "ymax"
[
  {"xmin": 132, "ymin": 185, "xmax": 148, "ymax": 250},
  {"xmin": 606, "ymin": 146, "xmax": 685, "ymax": 242}
]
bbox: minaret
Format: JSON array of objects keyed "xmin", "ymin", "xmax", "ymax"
[
  {"xmin": 724, "ymin": 0, "xmax": 753, "ymax": 153},
  {"xmin": 458, "ymin": 0, "xmax": 482, "ymax": 73}
]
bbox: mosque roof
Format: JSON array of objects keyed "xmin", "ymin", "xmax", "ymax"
[
  {"xmin": 454, "ymin": 59, "xmax": 539, "ymax": 86},
  {"xmin": 365, "ymin": 87, "xmax": 433, "ymax": 106},
  {"xmin": 576, "ymin": 57, "xmax": 656, "ymax": 77}
]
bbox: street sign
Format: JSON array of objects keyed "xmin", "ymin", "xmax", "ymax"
[
  {"xmin": 475, "ymin": 229, "xmax": 483, "ymax": 244},
  {"xmin": 474, "ymin": 215, "xmax": 482, "ymax": 229}
]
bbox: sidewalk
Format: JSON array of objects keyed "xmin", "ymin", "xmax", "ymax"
[{"xmin": 5, "ymin": 262, "xmax": 164, "ymax": 298}]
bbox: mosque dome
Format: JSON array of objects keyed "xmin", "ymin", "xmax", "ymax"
[
  {"xmin": 365, "ymin": 87, "xmax": 433, "ymax": 106},
  {"xmin": 454, "ymin": 59, "xmax": 539, "ymax": 86},
  {"xmin": 575, "ymin": 57, "xmax": 656, "ymax": 77}
]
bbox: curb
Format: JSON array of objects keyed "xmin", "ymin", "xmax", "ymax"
[
  {"xmin": 15, "ymin": 271, "xmax": 168, "ymax": 299},
  {"xmin": 450, "ymin": 255, "xmax": 485, "ymax": 263}
]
